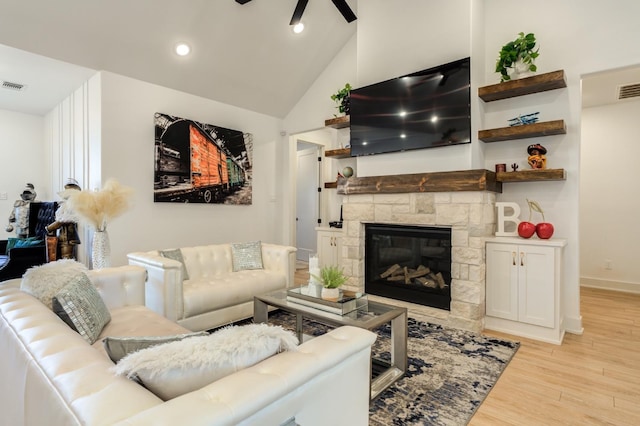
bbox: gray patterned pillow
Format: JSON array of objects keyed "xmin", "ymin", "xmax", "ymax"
[
  {"xmin": 160, "ymin": 249, "xmax": 190, "ymax": 280},
  {"xmin": 103, "ymin": 332, "xmax": 208, "ymax": 363},
  {"xmin": 52, "ymin": 273, "xmax": 111, "ymax": 344},
  {"xmin": 231, "ymin": 241, "xmax": 263, "ymax": 271}
]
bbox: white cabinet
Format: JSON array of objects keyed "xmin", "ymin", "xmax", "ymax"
[
  {"xmin": 316, "ymin": 227, "xmax": 343, "ymax": 268},
  {"xmin": 485, "ymin": 237, "xmax": 567, "ymax": 344}
]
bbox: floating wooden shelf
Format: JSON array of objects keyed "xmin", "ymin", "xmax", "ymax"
[
  {"xmin": 336, "ymin": 169, "xmax": 502, "ymax": 195},
  {"xmin": 478, "ymin": 70, "xmax": 567, "ymax": 102},
  {"xmin": 324, "ymin": 181, "xmax": 338, "ymax": 189},
  {"xmin": 479, "ymin": 120, "xmax": 566, "ymax": 143},
  {"xmin": 325, "ymin": 147, "xmax": 351, "ymax": 158},
  {"xmin": 496, "ymin": 169, "xmax": 566, "ymax": 182},
  {"xmin": 324, "ymin": 116, "xmax": 350, "ymax": 129}
]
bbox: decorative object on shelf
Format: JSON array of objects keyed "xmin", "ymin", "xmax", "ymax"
[
  {"xmin": 495, "ymin": 163, "xmax": 506, "ymax": 173},
  {"xmin": 508, "ymin": 112, "xmax": 539, "ymax": 126},
  {"xmin": 527, "ymin": 143, "xmax": 547, "ymax": 169},
  {"xmin": 67, "ymin": 179, "xmax": 134, "ymax": 269},
  {"xmin": 46, "ymin": 179, "xmax": 82, "ymax": 260},
  {"xmin": 511, "ymin": 163, "xmax": 519, "ymax": 172},
  {"xmin": 518, "ymin": 199, "xmax": 554, "ymax": 239},
  {"xmin": 311, "ymin": 265, "xmax": 348, "ymax": 302},
  {"xmin": 330, "ymin": 83, "xmax": 352, "ymax": 117},
  {"xmin": 342, "ymin": 166, "xmax": 354, "ymax": 178},
  {"xmin": 495, "ymin": 32, "xmax": 539, "ymax": 82}
]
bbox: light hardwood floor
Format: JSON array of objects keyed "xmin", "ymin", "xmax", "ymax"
[{"xmin": 294, "ymin": 268, "xmax": 640, "ymax": 425}]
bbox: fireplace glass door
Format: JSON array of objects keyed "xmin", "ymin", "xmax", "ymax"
[{"xmin": 365, "ymin": 223, "xmax": 451, "ymax": 310}]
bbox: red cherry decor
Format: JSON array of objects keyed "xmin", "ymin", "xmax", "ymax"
[
  {"xmin": 517, "ymin": 221, "xmax": 536, "ymax": 238},
  {"xmin": 536, "ymin": 223, "xmax": 554, "ymax": 239}
]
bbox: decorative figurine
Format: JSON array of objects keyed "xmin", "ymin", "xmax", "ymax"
[
  {"xmin": 511, "ymin": 163, "xmax": 519, "ymax": 172},
  {"xmin": 6, "ymin": 183, "xmax": 37, "ymax": 238},
  {"xmin": 46, "ymin": 179, "xmax": 82, "ymax": 260},
  {"xmin": 508, "ymin": 112, "xmax": 539, "ymax": 126},
  {"xmin": 527, "ymin": 143, "xmax": 547, "ymax": 169}
]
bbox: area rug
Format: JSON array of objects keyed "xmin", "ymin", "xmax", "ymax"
[{"xmin": 265, "ymin": 311, "xmax": 520, "ymax": 426}]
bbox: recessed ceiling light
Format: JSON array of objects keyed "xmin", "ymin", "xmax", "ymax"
[
  {"xmin": 175, "ymin": 43, "xmax": 191, "ymax": 56},
  {"xmin": 292, "ymin": 22, "xmax": 305, "ymax": 33}
]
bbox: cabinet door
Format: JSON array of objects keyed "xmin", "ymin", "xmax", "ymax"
[
  {"xmin": 486, "ymin": 243, "xmax": 518, "ymax": 321},
  {"xmin": 317, "ymin": 231, "xmax": 340, "ymax": 268},
  {"xmin": 518, "ymin": 245, "xmax": 555, "ymax": 328}
]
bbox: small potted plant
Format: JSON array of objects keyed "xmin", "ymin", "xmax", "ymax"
[
  {"xmin": 312, "ymin": 265, "xmax": 348, "ymax": 301},
  {"xmin": 330, "ymin": 83, "xmax": 352, "ymax": 116},
  {"xmin": 495, "ymin": 32, "xmax": 539, "ymax": 82}
]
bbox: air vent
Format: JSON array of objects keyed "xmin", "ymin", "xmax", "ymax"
[
  {"xmin": 618, "ymin": 83, "xmax": 640, "ymax": 100},
  {"xmin": 1, "ymin": 80, "xmax": 26, "ymax": 91}
]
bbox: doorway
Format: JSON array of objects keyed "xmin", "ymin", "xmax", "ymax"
[{"xmin": 295, "ymin": 141, "xmax": 321, "ymax": 262}]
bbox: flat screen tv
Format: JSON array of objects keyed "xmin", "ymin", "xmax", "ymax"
[{"xmin": 349, "ymin": 57, "xmax": 471, "ymax": 157}]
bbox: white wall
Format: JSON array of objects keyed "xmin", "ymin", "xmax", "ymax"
[
  {"xmin": 581, "ymin": 100, "xmax": 640, "ymax": 292},
  {"xmin": 0, "ymin": 109, "xmax": 47, "ymax": 240},
  {"xmin": 45, "ymin": 71, "xmax": 287, "ymax": 267},
  {"xmin": 483, "ymin": 0, "xmax": 640, "ymax": 333}
]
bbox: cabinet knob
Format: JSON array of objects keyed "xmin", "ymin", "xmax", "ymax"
[
  {"xmin": 512, "ymin": 252, "xmax": 516, "ymax": 266},
  {"xmin": 520, "ymin": 252, "xmax": 525, "ymax": 266}
]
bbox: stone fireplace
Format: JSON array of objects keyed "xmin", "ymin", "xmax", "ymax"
[{"xmin": 339, "ymin": 191, "xmax": 496, "ymax": 333}]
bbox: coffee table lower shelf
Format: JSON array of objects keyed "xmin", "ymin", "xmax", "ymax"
[{"xmin": 254, "ymin": 289, "xmax": 408, "ymax": 400}]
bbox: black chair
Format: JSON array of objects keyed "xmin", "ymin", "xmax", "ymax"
[{"xmin": 0, "ymin": 202, "xmax": 58, "ymax": 281}]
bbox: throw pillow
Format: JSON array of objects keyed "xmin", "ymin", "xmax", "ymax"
[
  {"xmin": 103, "ymin": 332, "xmax": 208, "ymax": 363},
  {"xmin": 231, "ymin": 240, "xmax": 263, "ymax": 271},
  {"xmin": 52, "ymin": 272, "xmax": 111, "ymax": 344},
  {"xmin": 113, "ymin": 323, "xmax": 298, "ymax": 400},
  {"xmin": 20, "ymin": 259, "xmax": 88, "ymax": 309},
  {"xmin": 159, "ymin": 249, "xmax": 190, "ymax": 280}
]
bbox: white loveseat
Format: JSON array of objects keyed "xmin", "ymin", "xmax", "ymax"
[
  {"xmin": 0, "ymin": 265, "xmax": 376, "ymax": 426},
  {"xmin": 127, "ymin": 242, "xmax": 296, "ymax": 331}
]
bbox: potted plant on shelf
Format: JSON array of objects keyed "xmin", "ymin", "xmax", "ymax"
[
  {"xmin": 312, "ymin": 265, "xmax": 348, "ymax": 302},
  {"xmin": 330, "ymin": 83, "xmax": 352, "ymax": 117},
  {"xmin": 495, "ymin": 32, "xmax": 539, "ymax": 82}
]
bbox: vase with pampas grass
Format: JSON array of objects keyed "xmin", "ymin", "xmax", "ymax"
[{"xmin": 67, "ymin": 179, "xmax": 133, "ymax": 269}]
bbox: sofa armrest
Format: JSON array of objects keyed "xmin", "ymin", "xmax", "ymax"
[
  {"xmin": 89, "ymin": 265, "xmax": 147, "ymax": 310},
  {"xmin": 261, "ymin": 243, "xmax": 297, "ymax": 289},
  {"xmin": 115, "ymin": 326, "xmax": 376, "ymax": 426},
  {"xmin": 127, "ymin": 252, "xmax": 184, "ymax": 322}
]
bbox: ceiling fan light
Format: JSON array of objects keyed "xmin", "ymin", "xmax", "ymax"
[{"xmin": 292, "ymin": 22, "xmax": 305, "ymax": 33}]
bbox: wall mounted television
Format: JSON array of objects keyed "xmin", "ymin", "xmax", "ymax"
[{"xmin": 349, "ymin": 57, "xmax": 471, "ymax": 157}]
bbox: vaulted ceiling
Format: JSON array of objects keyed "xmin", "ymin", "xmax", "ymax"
[{"xmin": 0, "ymin": 0, "xmax": 357, "ymax": 117}]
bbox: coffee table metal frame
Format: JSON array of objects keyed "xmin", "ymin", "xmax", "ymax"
[{"xmin": 254, "ymin": 289, "xmax": 407, "ymax": 399}]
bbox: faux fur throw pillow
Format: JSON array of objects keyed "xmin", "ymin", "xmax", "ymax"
[
  {"xmin": 113, "ymin": 323, "xmax": 299, "ymax": 400},
  {"xmin": 20, "ymin": 259, "xmax": 88, "ymax": 309}
]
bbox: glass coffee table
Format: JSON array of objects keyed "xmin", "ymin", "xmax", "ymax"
[{"xmin": 254, "ymin": 287, "xmax": 407, "ymax": 399}]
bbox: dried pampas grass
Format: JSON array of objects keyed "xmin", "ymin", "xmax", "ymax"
[{"xmin": 67, "ymin": 179, "xmax": 133, "ymax": 231}]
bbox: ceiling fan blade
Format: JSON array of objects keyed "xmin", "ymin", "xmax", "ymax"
[
  {"xmin": 289, "ymin": 0, "xmax": 309, "ymax": 25},
  {"xmin": 235, "ymin": 0, "xmax": 252, "ymax": 4},
  {"xmin": 331, "ymin": 0, "xmax": 357, "ymax": 23}
]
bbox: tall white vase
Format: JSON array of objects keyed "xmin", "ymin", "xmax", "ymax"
[{"xmin": 92, "ymin": 229, "xmax": 111, "ymax": 269}]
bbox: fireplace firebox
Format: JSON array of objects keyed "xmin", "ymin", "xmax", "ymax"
[{"xmin": 365, "ymin": 223, "xmax": 451, "ymax": 310}]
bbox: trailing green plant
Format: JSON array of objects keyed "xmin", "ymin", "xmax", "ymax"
[
  {"xmin": 312, "ymin": 265, "xmax": 348, "ymax": 289},
  {"xmin": 495, "ymin": 32, "xmax": 539, "ymax": 82},
  {"xmin": 330, "ymin": 83, "xmax": 352, "ymax": 115}
]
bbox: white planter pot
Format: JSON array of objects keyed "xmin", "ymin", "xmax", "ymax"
[
  {"xmin": 511, "ymin": 59, "xmax": 535, "ymax": 80},
  {"xmin": 321, "ymin": 287, "xmax": 340, "ymax": 302}
]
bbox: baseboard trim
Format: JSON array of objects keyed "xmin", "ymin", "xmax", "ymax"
[
  {"xmin": 581, "ymin": 277, "xmax": 640, "ymax": 295},
  {"xmin": 563, "ymin": 315, "xmax": 583, "ymax": 335}
]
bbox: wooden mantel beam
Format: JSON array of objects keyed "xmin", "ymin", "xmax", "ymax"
[{"xmin": 336, "ymin": 169, "xmax": 502, "ymax": 195}]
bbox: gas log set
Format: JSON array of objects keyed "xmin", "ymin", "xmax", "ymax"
[{"xmin": 380, "ymin": 263, "xmax": 448, "ymax": 290}]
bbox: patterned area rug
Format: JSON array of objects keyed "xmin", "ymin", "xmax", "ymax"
[{"xmin": 266, "ymin": 311, "xmax": 519, "ymax": 426}]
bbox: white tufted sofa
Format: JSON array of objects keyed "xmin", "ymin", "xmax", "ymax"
[
  {"xmin": 0, "ymin": 265, "xmax": 376, "ymax": 426},
  {"xmin": 127, "ymin": 243, "xmax": 296, "ymax": 331}
]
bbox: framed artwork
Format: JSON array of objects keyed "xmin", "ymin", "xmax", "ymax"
[{"xmin": 153, "ymin": 113, "xmax": 253, "ymax": 204}]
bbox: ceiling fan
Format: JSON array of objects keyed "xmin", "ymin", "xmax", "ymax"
[{"xmin": 235, "ymin": 0, "xmax": 357, "ymax": 24}]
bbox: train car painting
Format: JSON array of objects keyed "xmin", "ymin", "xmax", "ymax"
[{"xmin": 154, "ymin": 113, "xmax": 252, "ymax": 204}]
